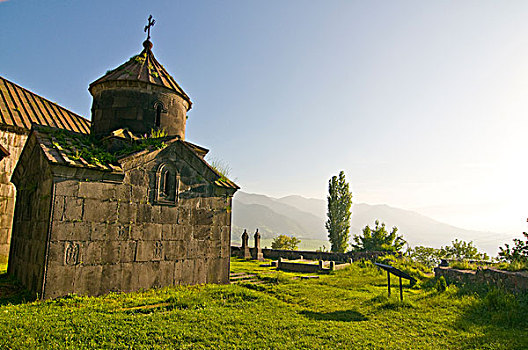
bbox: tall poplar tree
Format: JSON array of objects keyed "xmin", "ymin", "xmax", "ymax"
[{"xmin": 325, "ymin": 171, "xmax": 353, "ymax": 253}]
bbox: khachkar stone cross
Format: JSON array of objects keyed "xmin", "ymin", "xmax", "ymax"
[
  {"xmin": 254, "ymin": 229, "xmax": 264, "ymax": 261},
  {"xmin": 241, "ymin": 229, "xmax": 251, "ymax": 259},
  {"xmin": 144, "ymin": 15, "xmax": 156, "ymax": 40}
]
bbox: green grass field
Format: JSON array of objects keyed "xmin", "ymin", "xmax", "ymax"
[{"xmin": 0, "ymin": 259, "xmax": 526, "ymax": 349}]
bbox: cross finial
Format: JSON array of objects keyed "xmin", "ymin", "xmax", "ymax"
[{"xmin": 144, "ymin": 15, "xmax": 156, "ymax": 40}]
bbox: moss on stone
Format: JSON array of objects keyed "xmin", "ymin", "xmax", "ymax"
[{"xmin": 44, "ymin": 127, "xmax": 168, "ymax": 168}]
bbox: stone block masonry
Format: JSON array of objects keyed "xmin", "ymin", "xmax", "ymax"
[
  {"xmin": 9, "ymin": 132, "xmax": 237, "ymax": 299},
  {"xmin": 42, "ymin": 168, "xmax": 232, "ymax": 299},
  {"xmin": 0, "ymin": 128, "xmax": 28, "ymax": 261},
  {"xmin": 7, "ymin": 136, "xmax": 51, "ymax": 295},
  {"xmin": 6, "ymin": 34, "xmax": 239, "ymax": 299}
]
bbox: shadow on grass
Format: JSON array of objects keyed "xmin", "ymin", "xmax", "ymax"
[
  {"xmin": 300, "ymin": 309, "xmax": 367, "ymax": 322},
  {"xmin": 0, "ymin": 272, "xmax": 35, "ymax": 306}
]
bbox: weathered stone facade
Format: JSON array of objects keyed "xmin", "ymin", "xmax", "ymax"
[
  {"xmin": 0, "ymin": 76, "xmax": 91, "ymax": 262},
  {"xmin": 90, "ymin": 81, "xmax": 190, "ymax": 139},
  {"xmin": 0, "ymin": 127, "xmax": 27, "ymax": 260},
  {"xmin": 89, "ymin": 39, "xmax": 192, "ymax": 139},
  {"xmin": 7, "ymin": 134, "xmax": 52, "ymax": 293},
  {"xmin": 7, "ymin": 35, "xmax": 238, "ymax": 298},
  {"xmin": 9, "ymin": 129, "xmax": 236, "ymax": 299}
]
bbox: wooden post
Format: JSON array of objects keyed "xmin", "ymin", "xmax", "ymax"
[
  {"xmin": 387, "ymin": 270, "xmax": 391, "ymax": 297},
  {"xmin": 399, "ymin": 276, "xmax": 403, "ymax": 301}
]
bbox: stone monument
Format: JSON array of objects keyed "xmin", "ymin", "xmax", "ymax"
[{"xmin": 253, "ymin": 229, "xmax": 264, "ymax": 261}]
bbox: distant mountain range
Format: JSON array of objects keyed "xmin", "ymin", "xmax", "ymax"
[{"xmin": 232, "ymin": 191, "xmax": 508, "ymax": 256}]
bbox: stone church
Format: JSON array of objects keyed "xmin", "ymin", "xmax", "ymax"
[
  {"xmin": 5, "ymin": 30, "xmax": 238, "ymax": 299},
  {"xmin": 0, "ymin": 77, "xmax": 91, "ymax": 261}
]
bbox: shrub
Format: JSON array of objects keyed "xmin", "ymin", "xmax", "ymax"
[
  {"xmin": 435, "ymin": 276, "xmax": 447, "ymax": 292},
  {"xmin": 440, "ymin": 239, "xmax": 489, "ymax": 261},
  {"xmin": 407, "ymin": 246, "xmax": 442, "ymax": 268},
  {"xmin": 271, "ymin": 235, "xmax": 301, "ymax": 250},
  {"xmin": 352, "ymin": 220, "xmax": 406, "ymax": 253},
  {"xmin": 498, "ymin": 232, "xmax": 528, "ymax": 264},
  {"xmin": 377, "ymin": 254, "xmax": 432, "ymax": 281},
  {"xmin": 449, "ymin": 260, "xmax": 477, "ymax": 270}
]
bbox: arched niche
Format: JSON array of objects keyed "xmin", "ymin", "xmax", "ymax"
[{"xmin": 154, "ymin": 162, "xmax": 179, "ymax": 205}]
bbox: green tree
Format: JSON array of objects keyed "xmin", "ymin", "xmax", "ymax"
[
  {"xmin": 440, "ymin": 239, "xmax": 489, "ymax": 261},
  {"xmin": 271, "ymin": 235, "xmax": 301, "ymax": 250},
  {"xmin": 351, "ymin": 220, "xmax": 406, "ymax": 252},
  {"xmin": 498, "ymin": 232, "xmax": 528, "ymax": 263},
  {"xmin": 408, "ymin": 246, "xmax": 443, "ymax": 268},
  {"xmin": 325, "ymin": 171, "xmax": 353, "ymax": 253}
]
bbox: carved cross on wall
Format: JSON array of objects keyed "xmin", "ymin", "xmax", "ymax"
[{"xmin": 144, "ymin": 15, "xmax": 156, "ymax": 40}]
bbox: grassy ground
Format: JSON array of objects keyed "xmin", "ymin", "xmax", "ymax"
[{"xmin": 0, "ymin": 259, "xmax": 526, "ymax": 349}]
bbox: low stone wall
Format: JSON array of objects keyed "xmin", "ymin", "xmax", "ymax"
[
  {"xmin": 277, "ymin": 261, "xmax": 322, "ymax": 273},
  {"xmin": 332, "ymin": 262, "xmax": 350, "ymax": 271},
  {"xmin": 434, "ymin": 266, "xmax": 528, "ymax": 293},
  {"xmin": 231, "ymin": 246, "xmax": 387, "ymax": 262},
  {"xmin": 275, "ymin": 259, "xmax": 351, "ymax": 273}
]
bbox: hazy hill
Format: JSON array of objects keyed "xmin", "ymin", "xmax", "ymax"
[
  {"xmin": 232, "ymin": 191, "xmax": 507, "ymax": 256},
  {"xmin": 233, "ymin": 192, "xmax": 324, "ymax": 239}
]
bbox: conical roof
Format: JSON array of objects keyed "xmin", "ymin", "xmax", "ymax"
[{"xmin": 89, "ymin": 40, "xmax": 191, "ymax": 105}]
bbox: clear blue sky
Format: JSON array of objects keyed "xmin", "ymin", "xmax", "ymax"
[{"xmin": 2, "ymin": 1, "xmax": 528, "ymax": 235}]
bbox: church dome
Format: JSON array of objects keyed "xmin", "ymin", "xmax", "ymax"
[{"xmin": 89, "ymin": 38, "xmax": 192, "ymax": 139}]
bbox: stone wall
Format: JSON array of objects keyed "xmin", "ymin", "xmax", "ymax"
[
  {"xmin": 41, "ymin": 147, "xmax": 232, "ymax": 299},
  {"xmin": 434, "ymin": 266, "xmax": 528, "ymax": 293},
  {"xmin": 90, "ymin": 81, "xmax": 190, "ymax": 139},
  {"xmin": 275, "ymin": 259, "xmax": 351, "ymax": 273},
  {"xmin": 0, "ymin": 127, "xmax": 28, "ymax": 261},
  {"xmin": 231, "ymin": 246, "xmax": 387, "ymax": 262},
  {"xmin": 277, "ymin": 260, "xmax": 323, "ymax": 273},
  {"xmin": 7, "ymin": 135, "xmax": 52, "ymax": 294}
]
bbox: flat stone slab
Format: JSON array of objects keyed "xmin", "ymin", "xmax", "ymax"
[{"xmin": 300, "ymin": 276, "xmax": 320, "ymax": 279}]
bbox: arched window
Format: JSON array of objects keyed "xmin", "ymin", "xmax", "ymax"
[
  {"xmin": 155, "ymin": 103, "xmax": 162, "ymax": 128},
  {"xmin": 161, "ymin": 168, "xmax": 170, "ymax": 197},
  {"xmin": 154, "ymin": 101, "xmax": 165, "ymax": 128},
  {"xmin": 155, "ymin": 163, "xmax": 179, "ymax": 205}
]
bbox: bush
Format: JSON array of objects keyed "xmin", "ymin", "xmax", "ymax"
[
  {"xmin": 496, "ymin": 260, "xmax": 528, "ymax": 272},
  {"xmin": 352, "ymin": 220, "xmax": 406, "ymax": 253},
  {"xmin": 449, "ymin": 260, "xmax": 477, "ymax": 270},
  {"xmin": 440, "ymin": 239, "xmax": 489, "ymax": 261},
  {"xmin": 377, "ymin": 254, "xmax": 432, "ymax": 281},
  {"xmin": 407, "ymin": 246, "xmax": 442, "ymax": 268},
  {"xmin": 271, "ymin": 235, "xmax": 301, "ymax": 250},
  {"xmin": 435, "ymin": 276, "xmax": 447, "ymax": 292},
  {"xmin": 498, "ymin": 232, "xmax": 528, "ymax": 264}
]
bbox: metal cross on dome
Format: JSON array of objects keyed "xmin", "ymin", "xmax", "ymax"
[{"xmin": 144, "ymin": 15, "xmax": 156, "ymax": 40}]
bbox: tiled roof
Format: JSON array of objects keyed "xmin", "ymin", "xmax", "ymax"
[
  {"xmin": 214, "ymin": 177, "xmax": 239, "ymax": 190},
  {"xmin": 33, "ymin": 126, "xmax": 122, "ymax": 172},
  {"xmin": 32, "ymin": 125, "xmax": 239, "ymax": 189},
  {"xmin": 89, "ymin": 40, "xmax": 191, "ymax": 105},
  {"xmin": 180, "ymin": 141, "xmax": 239, "ymax": 190},
  {"xmin": 183, "ymin": 140, "xmax": 209, "ymax": 158},
  {"xmin": 0, "ymin": 76, "xmax": 91, "ymax": 134}
]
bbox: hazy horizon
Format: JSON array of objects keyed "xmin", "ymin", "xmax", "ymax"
[
  {"xmin": 236, "ymin": 190, "xmax": 513, "ymax": 236},
  {"xmin": 2, "ymin": 1, "xmax": 528, "ymax": 238}
]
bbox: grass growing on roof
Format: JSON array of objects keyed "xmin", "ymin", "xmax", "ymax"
[
  {"xmin": 45, "ymin": 127, "xmax": 168, "ymax": 167},
  {"xmin": 0, "ymin": 258, "xmax": 526, "ymax": 349}
]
